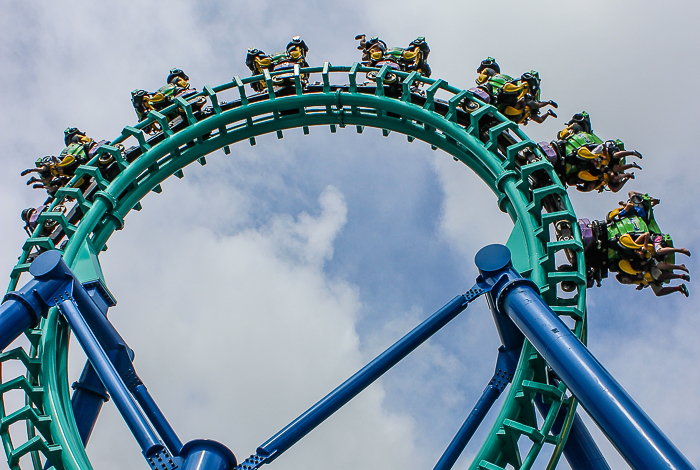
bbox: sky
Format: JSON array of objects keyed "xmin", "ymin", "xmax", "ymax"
[{"xmin": 1, "ymin": 1, "xmax": 699, "ymax": 470}]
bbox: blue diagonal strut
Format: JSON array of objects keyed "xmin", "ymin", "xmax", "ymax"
[
  {"xmin": 0, "ymin": 251, "xmax": 237, "ymax": 470},
  {"xmin": 433, "ymin": 347, "xmax": 518, "ymax": 470},
  {"xmin": 251, "ymin": 285, "xmax": 489, "ymax": 465}
]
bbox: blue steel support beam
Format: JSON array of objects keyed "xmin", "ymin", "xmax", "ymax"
[
  {"xmin": 0, "ymin": 296, "xmax": 40, "ymax": 351},
  {"xmin": 474, "ymin": 244, "xmax": 696, "ymax": 470},
  {"xmin": 533, "ymin": 375, "xmax": 611, "ymax": 470},
  {"xmin": 55, "ymin": 294, "xmax": 163, "ymax": 457},
  {"xmin": 433, "ymin": 348, "xmax": 517, "ymax": 470},
  {"xmin": 71, "ymin": 362, "xmax": 110, "ymax": 445},
  {"xmin": 69, "ymin": 281, "xmax": 117, "ymax": 449},
  {"xmin": 0, "ymin": 252, "xmax": 75, "ymax": 351},
  {"xmin": 563, "ymin": 413, "xmax": 613, "ymax": 470},
  {"xmin": 2, "ymin": 251, "xmax": 233, "ymax": 468},
  {"xmin": 69, "ymin": 282, "xmax": 184, "ymax": 456},
  {"xmin": 1, "ymin": 252, "xmax": 170, "ymax": 459},
  {"xmin": 257, "ymin": 291, "xmax": 481, "ymax": 462},
  {"xmin": 133, "ymin": 384, "xmax": 184, "ymax": 456}
]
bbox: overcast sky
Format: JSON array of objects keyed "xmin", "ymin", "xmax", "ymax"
[{"xmin": 1, "ymin": 1, "xmax": 699, "ymax": 470}]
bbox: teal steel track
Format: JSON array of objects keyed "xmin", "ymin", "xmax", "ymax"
[{"xmin": 1, "ymin": 63, "xmax": 587, "ymax": 470}]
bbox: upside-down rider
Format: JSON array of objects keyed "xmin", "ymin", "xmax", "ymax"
[
  {"xmin": 472, "ymin": 57, "xmax": 557, "ymax": 125},
  {"xmin": 547, "ymin": 112, "xmax": 641, "ymax": 192},
  {"xmin": 605, "ymin": 192, "xmax": 691, "ymax": 296}
]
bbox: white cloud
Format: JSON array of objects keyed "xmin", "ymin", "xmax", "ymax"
[
  {"xmin": 78, "ymin": 183, "xmax": 418, "ymax": 470},
  {"xmin": 2, "ymin": 1, "xmax": 700, "ymax": 469}
]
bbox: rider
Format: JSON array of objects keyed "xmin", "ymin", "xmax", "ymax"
[
  {"xmin": 616, "ymin": 272, "xmax": 690, "ymax": 297},
  {"xmin": 474, "ymin": 60, "xmax": 557, "ymax": 125},
  {"xmin": 245, "ymin": 47, "xmax": 272, "ymax": 92},
  {"xmin": 476, "ymin": 57, "xmax": 500, "ymax": 84},
  {"xmin": 131, "ymin": 68, "xmax": 203, "ymax": 131},
  {"xmin": 403, "ymin": 37, "xmax": 431, "ymax": 77},
  {"xmin": 166, "ymin": 68, "xmax": 190, "ymax": 89},
  {"xmin": 246, "ymin": 37, "xmax": 310, "ymax": 92},
  {"xmin": 151, "ymin": 68, "xmax": 193, "ymax": 108},
  {"xmin": 21, "ymin": 127, "xmax": 94, "ymax": 197},
  {"xmin": 500, "ymin": 71, "xmax": 557, "ymax": 124},
  {"xmin": 285, "ymin": 36, "xmax": 309, "ymax": 68},
  {"xmin": 355, "ymin": 35, "xmax": 431, "ymax": 78},
  {"xmin": 356, "ymin": 35, "xmax": 389, "ymax": 67},
  {"xmin": 551, "ymin": 113, "xmax": 641, "ymax": 192},
  {"xmin": 611, "ymin": 191, "xmax": 659, "ymax": 223},
  {"xmin": 21, "ymin": 156, "xmax": 59, "ymax": 197},
  {"xmin": 557, "ymin": 112, "xmax": 593, "ymax": 139},
  {"xmin": 131, "ymin": 89, "xmax": 153, "ymax": 121}
]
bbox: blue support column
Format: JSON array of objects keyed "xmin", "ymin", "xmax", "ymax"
[
  {"xmin": 69, "ymin": 282, "xmax": 184, "ymax": 456},
  {"xmin": 71, "ymin": 362, "xmax": 110, "ymax": 445},
  {"xmin": 179, "ymin": 440, "xmax": 237, "ymax": 470},
  {"xmin": 133, "ymin": 384, "xmax": 184, "ymax": 456},
  {"xmin": 2, "ymin": 252, "xmax": 236, "ymax": 468},
  {"xmin": 433, "ymin": 383, "xmax": 501, "ymax": 470},
  {"xmin": 0, "ymin": 296, "xmax": 40, "ymax": 351},
  {"xmin": 474, "ymin": 244, "xmax": 696, "ymax": 470},
  {"xmin": 55, "ymin": 295, "xmax": 163, "ymax": 457},
  {"xmin": 563, "ymin": 414, "xmax": 613, "ymax": 470},
  {"xmin": 433, "ymin": 347, "xmax": 518, "ymax": 470},
  {"xmin": 0, "ymin": 251, "xmax": 74, "ymax": 351},
  {"xmin": 533, "ymin": 375, "xmax": 611, "ymax": 470},
  {"xmin": 257, "ymin": 292, "xmax": 479, "ymax": 462},
  {"xmin": 2, "ymin": 252, "xmax": 185, "ymax": 467}
]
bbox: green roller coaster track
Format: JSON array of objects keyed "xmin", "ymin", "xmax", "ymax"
[{"xmin": 1, "ymin": 63, "xmax": 587, "ymax": 470}]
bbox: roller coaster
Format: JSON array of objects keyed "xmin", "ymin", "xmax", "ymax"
[{"xmin": 0, "ymin": 49, "xmax": 695, "ymax": 470}]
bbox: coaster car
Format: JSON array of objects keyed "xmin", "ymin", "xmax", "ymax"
[
  {"xmin": 542, "ymin": 112, "xmax": 641, "ymax": 192},
  {"xmin": 21, "ymin": 203, "xmax": 67, "ymax": 237},
  {"xmin": 20, "ymin": 127, "xmax": 100, "ymax": 197},
  {"xmin": 355, "ymin": 35, "xmax": 431, "ymax": 87},
  {"xmin": 469, "ymin": 57, "xmax": 557, "ymax": 125},
  {"xmin": 576, "ymin": 192, "xmax": 686, "ymax": 295},
  {"xmin": 131, "ymin": 69, "xmax": 207, "ymax": 133},
  {"xmin": 245, "ymin": 37, "xmax": 310, "ymax": 92}
]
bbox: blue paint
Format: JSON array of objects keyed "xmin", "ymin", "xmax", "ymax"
[
  {"xmin": 0, "ymin": 251, "xmax": 73, "ymax": 351},
  {"xmin": 1, "ymin": 251, "xmax": 183, "ymax": 464},
  {"xmin": 533, "ymin": 383, "xmax": 611, "ymax": 469},
  {"xmin": 0, "ymin": 296, "xmax": 38, "ymax": 352},
  {"xmin": 258, "ymin": 292, "xmax": 475, "ymax": 461},
  {"xmin": 56, "ymin": 296, "xmax": 163, "ymax": 457},
  {"xmin": 180, "ymin": 440, "xmax": 237, "ymax": 470},
  {"xmin": 475, "ymin": 244, "xmax": 696, "ymax": 470},
  {"xmin": 563, "ymin": 414, "xmax": 613, "ymax": 470},
  {"xmin": 533, "ymin": 374, "xmax": 611, "ymax": 470},
  {"xmin": 69, "ymin": 287, "xmax": 184, "ymax": 455},
  {"xmin": 71, "ymin": 362, "xmax": 110, "ymax": 445},
  {"xmin": 134, "ymin": 385, "xmax": 184, "ymax": 456},
  {"xmin": 433, "ymin": 348, "xmax": 518, "ymax": 470}
]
